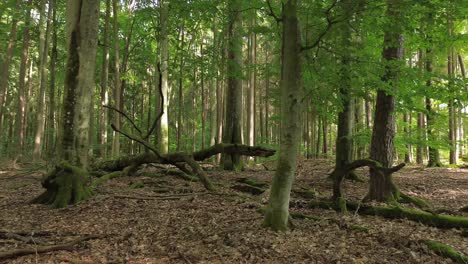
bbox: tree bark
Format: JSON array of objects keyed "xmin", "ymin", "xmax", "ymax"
[
  {"xmin": 368, "ymin": 0, "xmax": 403, "ymax": 201},
  {"xmin": 334, "ymin": 0, "xmax": 354, "ymax": 178},
  {"xmin": 99, "ymin": 0, "xmax": 111, "ymax": 157},
  {"xmin": 425, "ymin": 49, "xmax": 442, "ymax": 167},
  {"xmin": 157, "ymin": 0, "xmax": 170, "ymax": 153},
  {"xmin": 221, "ymin": 0, "xmax": 243, "ymax": 170},
  {"xmin": 34, "ymin": 0, "xmax": 100, "ymax": 208},
  {"xmin": 46, "ymin": 0, "xmax": 57, "ymax": 157},
  {"xmin": 33, "ymin": 0, "xmax": 53, "ymax": 160},
  {"xmin": 0, "ymin": 0, "xmax": 20, "ymax": 133},
  {"xmin": 111, "ymin": 0, "xmax": 121, "ymax": 157},
  {"xmin": 14, "ymin": 0, "xmax": 32, "ymax": 155},
  {"xmin": 264, "ymin": 0, "xmax": 302, "ymax": 231}
]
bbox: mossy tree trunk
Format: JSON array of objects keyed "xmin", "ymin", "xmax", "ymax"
[
  {"xmin": 368, "ymin": 0, "xmax": 403, "ymax": 202},
  {"xmin": 33, "ymin": 0, "xmax": 100, "ymax": 208},
  {"xmin": 264, "ymin": 0, "xmax": 302, "ymax": 231}
]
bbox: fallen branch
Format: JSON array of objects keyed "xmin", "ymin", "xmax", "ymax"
[
  {"xmin": 0, "ymin": 232, "xmax": 45, "ymax": 245},
  {"xmin": 310, "ymin": 199, "xmax": 468, "ymax": 229},
  {"xmin": 0, "ymin": 235, "xmax": 102, "ymax": 260}
]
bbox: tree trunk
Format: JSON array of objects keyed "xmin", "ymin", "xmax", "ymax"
[
  {"xmin": 33, "ymin": 0, "xmax": 53, "ymax": 160},
  {"xmin": 99, "ymin": 0, "xmax": 111, "ymax": 158},
  {"xmin": 14, "ymin": 0, "xmax": 33, "ymax": 156},
  {"xmin": 221, "ymin": 0, "xmax": 243, "ymax": 170},
  {"xmin": 425, "ymin": 48, "xmax": 442, "ymax": 167},
  {"xmin": 157, "ymin": 0, "xmax": 170, "ymax": 153},
  {"xmin": 34, "ymin": 0, "xmax": 99, "ymax": 208},
  {"xmin": 177, "ymin": 23, "xmax": 185, "ymax": 151},
  {"xmin": 368, "ymin": 0, "xmax": 403, "ymax": 202},
  {"xmin": 448, "ymin": 51, "xmax": 457, "ymax": 165},
  {"xmin": 335, "ymin": 0, "xmax": 354, "ymax": 178},
  {"xmin": 0, "ymin": 0, "xmax": 20, "ymax": 134},
  {"xmin": 248, "ymin": 14, "xmax": 256, "ymax": 150},
  {"xmin": 403, "ymin": 112, "xmax": 412, "ymax": 163},
  {"xmin": 46, "ymin": 0, "xmax": 58, "ymax": 157},
  {"xmin": 264, "ymin": 0, "xmax": 302, "ymax": 231},
  {"xmin": 111, "ymin": 0, "xmax": 121, "ymax": 157}
]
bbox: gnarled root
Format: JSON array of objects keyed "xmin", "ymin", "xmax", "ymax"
[{"xmin": 32, "ymin": 161, "xmax": 92, "ymax": 208}]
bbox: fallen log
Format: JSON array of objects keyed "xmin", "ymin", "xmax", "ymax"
[{"xmin": 91, "ymin": 143, "xmax": 276, "ymax": 191}]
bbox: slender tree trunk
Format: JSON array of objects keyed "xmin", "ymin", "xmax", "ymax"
[
  {"xmin": 157, "ymin": 0, "xmax": 170, "ymax": 153},
  {"xmin": 403, "ymin": 112, "xmax": 412, "ymax": 163},
  {"xmin": 448, "ymin": 52, "xmax": 457, "ymax": 164},
  {"xmin": 264, "ymin": 0, "xmax": 302, "ymax": 231},
  {"xmin": 425, "ymin": 48, "xmax": 442, "ymax": 167},
  {"xmin": 335, "ymin": 0, "xmax": 354, "ymax": 178},
  {"xmin": 322, "ymin": 117, "xmax": 328, "ymax": 156},
  {"xmin": 368, "ymin": 0, "xmax": 403, "ymax": 201},
  {"xmin": 248, "ymin": 15, "xmax": 256, "ymax": 149},
  {"xmin": 111, "ymin": 0, "xmax": 121, "ymax": 157},
  {"xmin": 176, "ymin": 24, "xmax": 185, "ymax": 151},
  {"xmin": 0, "ymin": 0, "xmax": 20, "ymax": 132},
  {"xmin": 201, "ymin": 43, "xmax": 206, "ymax": 149},
  {"xmin": 15, "ymin": 0, "xmax": 33, "ymax": 156},
  {"xmin": 46, "ymin": 0, "xmax": 57, "ymax": 157},
  {"xmin": 221, "ymin": 0, "xmax": 243, "ymax": 170},
  {"xmin": 33, "ymin": 0, "xmax": 53, "ymax": 160},
  {"xmin": 265, "ymin": 51, "xmax": 270, "ymax": 145},
  {"xmin": 416, "ymin": 112, "xmax": 424, "ymax": 164},
  {"xmin": 99, "ymin": 0, "xmax": 111, "ymax": 157}
]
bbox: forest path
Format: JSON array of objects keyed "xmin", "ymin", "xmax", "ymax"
[{"xmin": 0, "ymin": 159, "xmax": 467, "ymax": 263}]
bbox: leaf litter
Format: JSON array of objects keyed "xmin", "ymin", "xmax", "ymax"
[{"xmin": 0, "ymin": 159, "xmax": 466, "ymax": 263}]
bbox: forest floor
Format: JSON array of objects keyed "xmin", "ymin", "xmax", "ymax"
[{"xmin": 0, "ymin": 158, "xmax": 467, "ymax": 263}]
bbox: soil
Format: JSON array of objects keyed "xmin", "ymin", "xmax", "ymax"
[{"xmin": 0, "ymin": 158, "xmax": 467, "ymax": 263}]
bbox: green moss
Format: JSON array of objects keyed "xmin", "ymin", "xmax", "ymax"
[
  {"xmin": 337, "ymin": 197, "xmax": 348, "ymax": 214},
  {"xmin": 349, "ymin": 224, "xmax": 369, "ymax": 233},
  {"xmin": 345, "ymin": 171, "xmax": 364, "ymax": 182},
  {"xmin": 236, "ymin": 177, "xmax": 269, "ymax": 188},
  {"xmin": 424, "ymin": 240, "xmax": 468, "ymax": 263},
  {"xmin": 290, "ymin": 212, "xmax": 321, "ymax": 221},
  {"xmin": 90, "ymin": 171, "xmax": 123, "ymax": 189},
  {"xmin": 399, "ymin": 193, "xmax": 432, "ymax": 209},
  {"xmin": 310, "ymin": 200, "xmax": 468, "ymax": 229},
  {"xmin": 129, "ymin": 181, "xmax": 144, "ymax": 189},
  {"xmin": 293, "ymin": 188, "xmax": 317, "ymax": 199},
  {"xmin": 32, "ymin": 161, "xmax": 92, "ymax": 208}
]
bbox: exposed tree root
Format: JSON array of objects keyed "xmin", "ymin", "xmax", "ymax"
[
  {"xmin": 399, "ymin": 192, "xmax": 432, "ymax": 209},
  {"xmin": 330, "ymin": 159, "xmax": 405, "ymax": 200},
  {"xmin": 310, "ymin": 199, "xmax": 468, "ymax": 229},
  {"xmin": 0, "ymin": 235, "xmax": 102, "ymax": 261},
  {"xmin": 423, "ymin": 240, "xmax": 468, "ymax": 263},
  {"xmin": 32, "ymin": 161, "xmax": 92, "ymax": 208}
]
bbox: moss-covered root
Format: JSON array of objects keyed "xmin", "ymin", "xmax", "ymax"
[
  {"xmin": 32, "ymin": 161, "xmax": 92, "ymax": 208},
  {"xmin": 423, "ymin": 240, "xmax": 468, "ymax": 263},
  {"xmin": 345, "ymin": 171, "xmax": 365, "ymax": 182},
  {"xmin": 399, "ymin": 193, "xmax": 432, "ymax": 209},
  {"xmin": 310, "ymin": 200, "xmax": 468, "ymax": 229}
]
